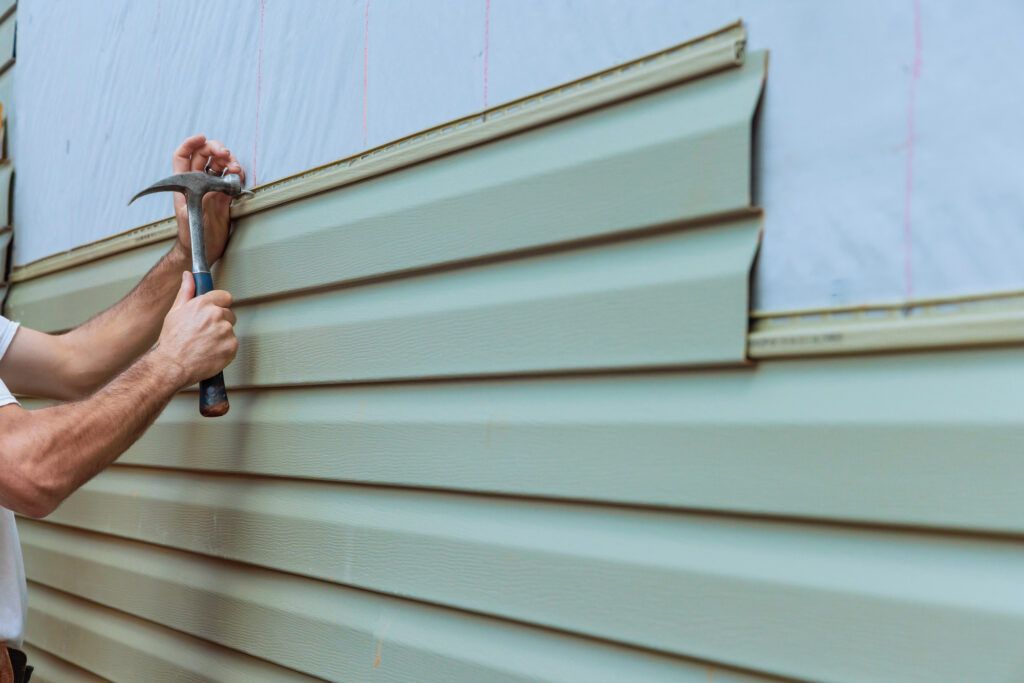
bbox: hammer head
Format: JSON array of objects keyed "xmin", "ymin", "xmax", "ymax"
[{"xmin": 129, "ymin": 171, "xmax": 244, "ymax": 205}]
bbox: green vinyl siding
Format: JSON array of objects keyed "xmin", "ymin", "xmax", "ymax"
[
  {"xmin": 11, "ymin": 35, "xmax": 1024, "ymax": 681},
  {"xmin": 25, "ymin": 583, "xmax": 323, "ymax": 682},
  {"xmin": 0, "ymin": 48, "xmax": 860, "ymax": 682},
  {"xmin": 19, "ymin": 520, "xmax": 771, "ymax": 683},
  {"xmin": 22, "ymin": 346, "xmax": 1024, "ymax": 532}
]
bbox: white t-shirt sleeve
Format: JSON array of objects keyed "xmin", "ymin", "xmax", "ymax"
[
  {"xmin": 0, "ymin": 315, "xmax": 24, "ymax": 648},
  {"xmin": 0, "ymin": 315, "xmax": 20, "ymax": 407}
]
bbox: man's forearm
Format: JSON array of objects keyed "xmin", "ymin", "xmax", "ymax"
[
  {"xmin": 0, "ymin": 348, "xmax": 186, "ymax": 517},
  {"xmin": 62, "ymin": 244, "xmax": 191, "ymax": 392}
]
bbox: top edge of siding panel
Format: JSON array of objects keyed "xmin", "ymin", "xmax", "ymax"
[
  {"xmin": 10, "ymin": 22, "xmax": 749, "ymax": 282},
  {"xmin": 6, "ymin": 240, "xmax": 166, "ymax": 331},
  {"xmin": 20, "ymin": 520, "xmax": 772, "ymax": 683},
  {"xmin": 5, "ymin": 51, "xmax": 765, "ymax": 331},
  {"xmin": 25, "ymin": 583, "xmax": 323, "ymax": 682}
]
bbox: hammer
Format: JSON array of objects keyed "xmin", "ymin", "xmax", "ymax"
[{"xmin": 130, "ymin": 170, "xmax": 246, "ymax": 417}]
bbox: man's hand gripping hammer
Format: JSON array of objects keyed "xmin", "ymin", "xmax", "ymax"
[{"xmin": 130, "ymin": 170, "xmax": 246, "ymax": 417}]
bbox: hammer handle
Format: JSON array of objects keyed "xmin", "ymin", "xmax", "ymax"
[{"xmin": 193, "ymin": 271, "xmax": 230, "ymax": 418}]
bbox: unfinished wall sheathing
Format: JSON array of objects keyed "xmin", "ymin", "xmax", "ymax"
[{"xmin": 11, "ymin": 0, "xmax": 1024, "ymax": 313}]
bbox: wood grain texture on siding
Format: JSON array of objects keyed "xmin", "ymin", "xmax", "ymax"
[
  {"xmin": 25, "ymin": 583, "xmax": 324, "ymax": 682},
  {"xmin": 39, "ymin": 466, "xmax": 1024, "ymax": 683},
  {"xmin": 9, "ymin": 217, "xmax": 761, "ymax": 374},
  {"xmin": 222, "ymin": 216, "xmax": 760, "ymax": 384},
  {"xmin": 20, "ymin": 346, "xmax": 1013, "ymax": 534},
  {"xmin": 6, "ymin": 52, "xmax": 766, "ymax": 333},
  {"xmin": 20, "ymin": 520, "xmax": 771, "ymax": 683}
]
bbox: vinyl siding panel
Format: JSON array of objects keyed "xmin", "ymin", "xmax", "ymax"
[
  {"xmin": 25, "ymin": 583, "xmax": 323, "ymax": 682},
  {"xmin": 220, "ymin": 218, "xmax": 760, "ymax": 385},
  {"xmin": 28, "ymin": 462, "xmax": 1024, "ymax": 682},
  {"xmin": 19, "ymin": 521, "xmax": 771, "ymax": 683},
  {"xmin": 19, "ymin": 346, "xmax": 1021, "ymax": 532}
]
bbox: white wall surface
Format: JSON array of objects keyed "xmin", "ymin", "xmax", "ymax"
[{"xmin": 12, "ymin": 0, "xmax": 1024, "ymax": 311}]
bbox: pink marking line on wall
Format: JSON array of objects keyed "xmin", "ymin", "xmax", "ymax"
[
  {"xmin": 363, "ymin": 0, "xmax": 370, "ymax": 148},
  {"xmin": 902, "ymin": 0, "xmax": 922, "ymax": 301},
  {"xmin": 253, "ymin": 0, "xmax": 265, "ymax": 186},
  {"xmin": 483, "ymin": 0, "xmax": 491, "ymax": 108}
]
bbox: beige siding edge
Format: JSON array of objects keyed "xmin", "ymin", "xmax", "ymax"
[
  {"xmin": 749, "ymin": 293, "xmax": 1024, "ymax": 359},
  {"xmin": 9, "ymin": 21, "xmax": 747, "ymax": 283}
]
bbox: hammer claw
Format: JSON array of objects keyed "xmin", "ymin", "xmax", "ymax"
[{"xmin": 129, "ymin": 170, "xmax": 246, "ymax": 417}]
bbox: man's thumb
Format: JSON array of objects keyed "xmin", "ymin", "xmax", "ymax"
[{"xmin": 171, "ymin": 271, "xmax": 195, "ymax": 310}]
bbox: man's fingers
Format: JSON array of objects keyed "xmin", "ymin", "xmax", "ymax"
[
  {"xmin": 173, "ymin": 135, "xmax": 207, "ymax": 174},
  {"xmin": 223, "ymin": 309, "xmax": 238, "ymax": 326},
  {"xmin": 189, "ymin": 144, "xmax": 211, "ymax": 172},
  {"xmin": 174, "ymin": 135, "xmax": 241, "ymax": 181},
  {"xmin": 194, "ymin": 140, "xmax": 231, "ymax": 173},
  {"xmin": 198, "ymin": 289, "xmax": 233, "ymax": 308},
  {"xmin": 188, "ymin": 142, "xmax": 215, "ymax": 172},
  {"xmin": 225, "ymin": 152, "xmax": 245, "ymax": 184},
  {"xmin": 171, "ymin": 272, "xmax": 195, "ymax": 310}
]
